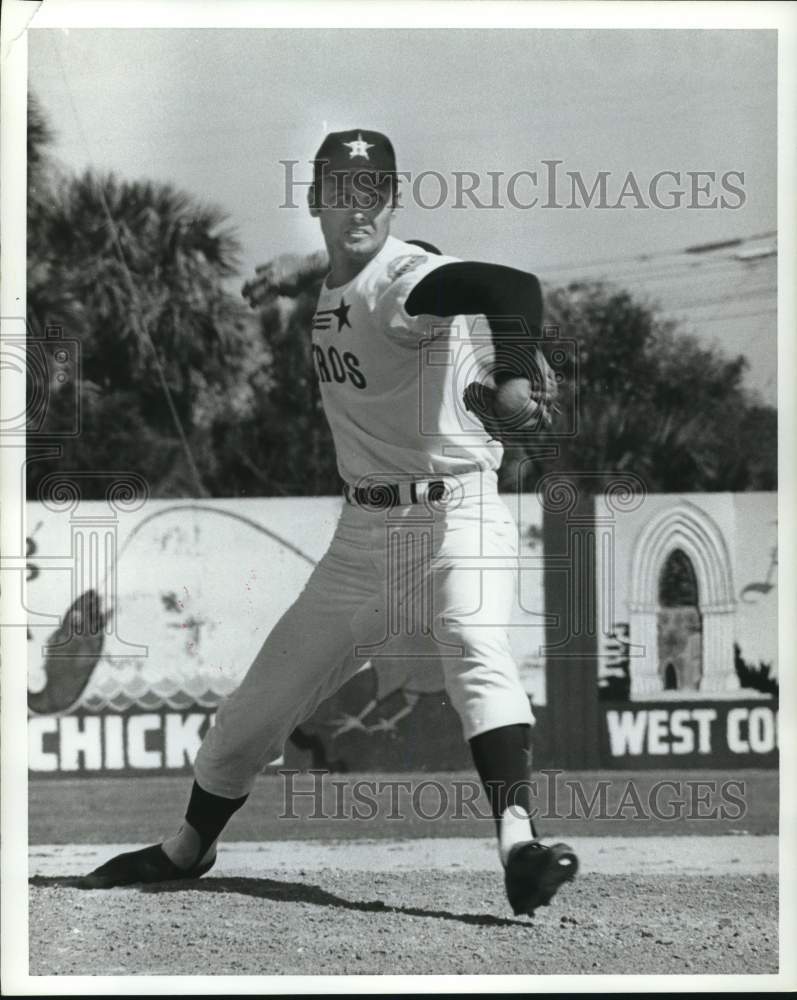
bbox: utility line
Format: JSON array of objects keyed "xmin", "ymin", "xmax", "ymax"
[{"xmin": 539, "ymin": 229, "xmax": 777, "ymax": 277}]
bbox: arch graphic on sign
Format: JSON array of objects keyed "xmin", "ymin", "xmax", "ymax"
[{"xmin": 628, "ymin": 501, "xmax": 738, "ymax": 697}]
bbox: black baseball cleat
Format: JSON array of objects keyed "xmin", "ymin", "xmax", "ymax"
[
  {"xmin": 504, "ymin": 840, "xmax": 578, "ymax": 916},
  {"xmin": 79, "ymin": 844, "xmax": 216, "ymax": 889}
]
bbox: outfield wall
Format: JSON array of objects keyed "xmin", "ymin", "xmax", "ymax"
[
  {"xmin": 24, "ymin": 489, "xmax": 777, "ymax": 775},
  {"xmin": 25, "ymin": 493, "xmax": 546, "ymax": 776},
  {"xmin": 541, "ymin": 485, "xmax": 778, "ymax": 770}
]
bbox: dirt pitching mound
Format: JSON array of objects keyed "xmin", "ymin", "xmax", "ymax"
[{"xmin": 29, "ymin": 837, "xmax": 777, "ymax": 976}]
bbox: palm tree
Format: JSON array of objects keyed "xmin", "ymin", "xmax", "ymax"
[
  {"xmin": 27, "ymin": 92, "xmax": 56, "ymax": 177},
  {"xmin": 27, "ymin": 99, "xmax": 253, "ymax": 497},
  {"xmin": 27, "ymin": 94, "xmax": 79, "ymax": 337},
  {"xmin": 40, "ymin": 172, "xmax": 245, "ymax": 419}
]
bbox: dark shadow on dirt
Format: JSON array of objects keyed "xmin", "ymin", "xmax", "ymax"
[
  {"xmin": 30, "ymin": 874, "xmax": 532, "ymax": 927},
  {"xmin": 30, "ymin": 875, "xmax": 92, "ymax": 889}
]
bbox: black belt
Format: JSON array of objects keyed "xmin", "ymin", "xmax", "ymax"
[{"xmin": 343, "ymin": 479, "xmax": 452, "ymax": 509}]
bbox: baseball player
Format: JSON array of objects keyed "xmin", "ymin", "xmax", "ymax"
[{"xmin": 85, "ymin": 129, "xmax": 577, "ymax": 916}]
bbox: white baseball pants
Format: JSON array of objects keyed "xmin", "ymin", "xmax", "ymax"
[{"xmin": 194, "ymin": 471, "xmax": 534, "ymax": 798}]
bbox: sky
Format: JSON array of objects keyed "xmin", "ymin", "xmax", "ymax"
[{"xmin": 28, "ymin": 28, "xmax": 777, "ymax": 399}]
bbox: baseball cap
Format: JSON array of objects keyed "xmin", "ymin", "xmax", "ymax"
[
  {"xmin": 312, "ymin": 130, "xmax": 399, "ymax": 210},
  {"xmin": 313, "ymin": 129, "xmax": 397, "ymax": 182}
]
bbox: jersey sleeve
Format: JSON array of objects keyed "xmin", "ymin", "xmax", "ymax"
[{"xmin": 376, "ymin": 251, "xmax": 462, "ymax": 340}]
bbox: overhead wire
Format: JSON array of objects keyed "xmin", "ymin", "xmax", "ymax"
[
  {"xmin": 537, "ymin": 229, "xmax": 777, "ymax": 277},
  {"xmin": 539, "ymin": 235, "xmax": 777, "ymax": 323}
]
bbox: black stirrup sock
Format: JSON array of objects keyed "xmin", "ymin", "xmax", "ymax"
[
  {"xmin": 468, "ymin": 723, "xmax": 538, "ymax": 838},
  {"xmin": 184, "ymin": 781, "xmax": 249, "ymax": 859}
]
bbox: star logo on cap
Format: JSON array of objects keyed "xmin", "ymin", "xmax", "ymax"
[{"xmin": 343, "ymin": 133, "xmax": 374, "ymax": 160}]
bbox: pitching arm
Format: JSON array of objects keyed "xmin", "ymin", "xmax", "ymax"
[
  {"xmin": 405, "ymin": 262, "xmax": 557, "ymax": 433},
  {"xmin": 404, "ymin": 261, "xmax": 544, "ymax": 383}
]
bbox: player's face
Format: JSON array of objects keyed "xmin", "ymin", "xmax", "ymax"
[{"xmin": 313, "ymin": 172, "xmax": 395, "ymax": 266}]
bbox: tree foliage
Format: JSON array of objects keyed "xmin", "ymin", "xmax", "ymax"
[
  {"xmin": 734, "ymin": 643, "xmax": 778, "ymax": 697},
  {"xmin": 209, "ymin": 267, "xmax": 777, "ymax": 498},
  {"xmin": 207, "ymin": 252, "xmax": 341, "ymax": 496},
  {"xmin": 28, "ymin": 96, "xmax": 776, "ymax": 499},
  {"xmin": 502, "ymin": 282, "xmax": 777, "ymax": 494},
  {"xmin": 27, "ymin": 98, "xmax": 255, "ymax": 499}
]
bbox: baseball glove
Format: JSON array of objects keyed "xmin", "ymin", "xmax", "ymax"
[{"xmin": 463, "ymin": 349, "xmax": 558, "ymax": 441}]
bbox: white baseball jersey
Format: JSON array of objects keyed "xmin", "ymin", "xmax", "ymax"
[{"xmin": 311, "ymin": 235, "xmax": 502, "ymax": 485}]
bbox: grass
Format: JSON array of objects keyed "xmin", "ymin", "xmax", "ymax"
[{"xmin": 29, "ymin": 768, "xmax": 778, "ymax": 844}]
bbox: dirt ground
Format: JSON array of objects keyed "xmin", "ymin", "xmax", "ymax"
[
  {"xmin": 29, "ymin": 837, "xmax": 777, "ymax": 976},
  {"xmin": 26, "ymin": 772, "xmax": 779, "ymax": 978}
]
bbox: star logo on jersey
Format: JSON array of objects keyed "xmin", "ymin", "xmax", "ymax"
[
  {"xmin": 343, "ymin": 133, "xmax": 374, "ymax": 160},
  {"xmin": 331, "ymin": 298, "xmax": 352, "ymax": 330},
  {"xmin": 312, "ymin": 297, "xmax": 352, "ymax": 333}
]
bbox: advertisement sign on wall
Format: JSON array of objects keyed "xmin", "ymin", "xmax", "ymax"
[
  {"xmin": 600, "ymin": 700, "xmax": 778, "ymax": 768},
  {"xmin": 26, "ymin": 494, "xmax": 547, "ymax": 775}
]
